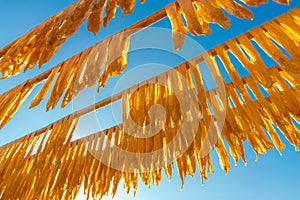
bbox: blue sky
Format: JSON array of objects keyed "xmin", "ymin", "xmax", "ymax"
[{"xmin": 0, "ymin": 0, "xmax": 300, "ymax": 200}]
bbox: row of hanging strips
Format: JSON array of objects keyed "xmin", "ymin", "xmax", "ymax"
[
  {"xmin": 0, "ymin": 61, "xmax": 226, "ymax": 200},
  {"xmin": 0, "ymin": 31, "xmax": 131, "ymax": 128},
  {"xmin": 0, "ymin": 3, "xmax": 300, "ymax": 200},
  {"xmin": 0, "ymin": 6, "xmax": 299, "ymax": 130},
  {"xmin": 0, "ymin": 0, "xmax": 143, "ymax": 79},
  {"xmin": 2, "ymin": 47, "xmax": 299, "ymax": 199},
  {"xmin": 166, "ymin": 0, "xmax": 290, "ymax": 51},
  {"xmin": 0, "ymin": 0, "xmax": 291, "ymax": 80}
]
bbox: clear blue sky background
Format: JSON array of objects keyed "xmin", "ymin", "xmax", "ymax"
[{"xmin": 0, "ymin": 0, "xmax": 300, "ymax": 200}]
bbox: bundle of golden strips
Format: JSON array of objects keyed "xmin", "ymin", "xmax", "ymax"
[
  {"xmin": 0, "ymin": 7, "xmax": 299, "ymax": 129},
  {"xmin": 1, "ymin": 57, "xmax": 300, "ymax": 199},
  {"xmin": 0, "ymin": 0, "xmax": 143, "ymax": 79},
  {"xmin": 0, "ymin": 1, "xmax": 300, "ymax": 199},
  {"xmin": 1, "ymin": 7, "xmax": 300, "ymax": 199},
  {"xmin": 0, "ymin": 0, "xmax": 289, "ymax": 79},
  {"xmin": 166, "ymin": 0, "xmax": 290, "ymax": 50}
]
